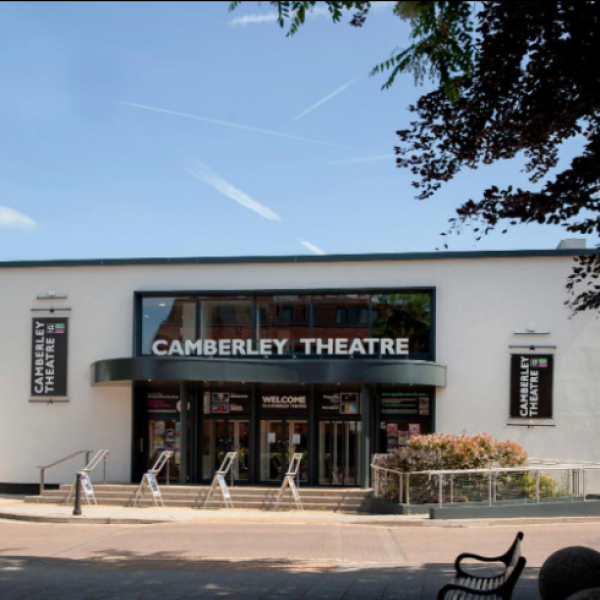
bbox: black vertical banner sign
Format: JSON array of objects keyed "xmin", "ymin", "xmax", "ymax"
[
  {"xmin": 510, "ymin": 354, "xmax": 553, "ymax": 418},
  {"xmin": 31, "ymin": 318, "xmax": 68, "ymax": 399}
]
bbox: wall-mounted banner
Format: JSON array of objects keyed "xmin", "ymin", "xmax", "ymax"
[
  {"xmin": 151, "ymin": 337, "xmax": 409, "ymax": 357},
  {"xmin": 510, "ymin": 354, "xmax": 553, "ymax": 418},
  {"xmin": 31, "ymin": 318, "xmax": 68, "ymax": 399}
]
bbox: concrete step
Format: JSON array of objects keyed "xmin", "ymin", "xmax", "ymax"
[
  {"xmin": 32, "ymin": 496, "xmax": 369, "ymax": 510},
  {"xmin": 32, "ymin": 491, "xmax": 370, "ymax": 506},
  {"xmin": 24, "ymin": 495, "xmax": 371, "ymax": 512},
  {"xmin": 28, "ymin": 483, "xmax": 373, "ymax": 512},
  {"xmin": 56, "ymin": 484, "xmax": 371, "ymax": 498}
]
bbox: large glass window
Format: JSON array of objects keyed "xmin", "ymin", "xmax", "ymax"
[
  {"xmin": 371, "ymin": 293, "xmax": 432, "ymax": 355},
  {"xmin": 141, "ymin": 297, "xmax": 195, "ymax": 355},
  {"xmin": 198, "ymin": 296, "xmax": 252, "ymax": 340},
  {"xmin": 312, "ymin": 295, "xmax": 370, "ymax": 342},
  {"xmin": 139, "ymin": 289, "xmax": 434, "ymax": 358},
  {"xmin": 256, "ymin": 295, "xmax": 310, "ymax": 354}
]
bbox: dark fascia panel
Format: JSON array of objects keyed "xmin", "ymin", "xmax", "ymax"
[
  {"xmin": 1, "ymin": 248, "xmax": 597, "ymax": 270},
  {"xmin": 91, "ymin": 357, "xmax": 447, "ymax": 388}
]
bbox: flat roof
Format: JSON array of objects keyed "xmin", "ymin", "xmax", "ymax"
[{"xmin": 0, "ymin": 248, "xmax": 596, "ymax": 269}]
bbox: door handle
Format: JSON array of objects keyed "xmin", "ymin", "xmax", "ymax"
[{"xmin": 139, "ymin": 438, "xmax": 144, "ymax": 453}]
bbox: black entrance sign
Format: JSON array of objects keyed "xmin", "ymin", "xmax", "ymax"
[
  {"xmin": 259, "ymin": 393, "xmax": 308, "ymax": 416},
  {"xmin": 31, "ymin": 318, "xmax": 68, "ymax": 399},
  {"xmin": 510, "ymin": 354, "xmax": 553, "ymax": 418}
]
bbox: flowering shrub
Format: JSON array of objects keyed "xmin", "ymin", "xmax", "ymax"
[{"xmin": 373, "ymin": 432, "xmax": 528, "ymax": 473}]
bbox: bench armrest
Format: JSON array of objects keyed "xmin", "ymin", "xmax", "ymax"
[
  {"xmin": 455, "ymin": 553, "xmax": 508, "ymax": 577},
  {"xmin": 455, "ymin": 532, "xmax": 524, "ymax": 577}
]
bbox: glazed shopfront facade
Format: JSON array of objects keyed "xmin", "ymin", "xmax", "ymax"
[{"xmin": 93, "ymin": 289, "xmax": 445, "ymax": 488}]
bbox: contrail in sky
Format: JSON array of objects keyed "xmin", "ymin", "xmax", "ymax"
[
  {"xmin": 292, "ymin": 75, "xmax": 364, "ymax": 122},
  {"xmin": 188, "ymin": 163, "xmax": 281, "ymax": 221},
  {"xmin": 118, "ymin": 101, "xmax": 348, "ymax": 149},
  {"xmin": 299, "ymin": 240, "xmax": 326, "ymax": 255}
]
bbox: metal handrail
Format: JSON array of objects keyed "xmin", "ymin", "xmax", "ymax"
[
  {"xmin": 371, "ymin": 462, "xmax": 600, "ymax": 507},
  {"xmin": 406, "ymin": 465, "xmax": 600, "ymax": 476},
  {"xmin": 371, "ymin": 465, "xmax": 404, "ymax": 505},
  {"xmin": 38, "ymin": 450, "xmax": 93, "ymax": 496}
]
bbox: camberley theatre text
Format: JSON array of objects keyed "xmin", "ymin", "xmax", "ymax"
[{"xmin": 151, "ymin": 338, "xmax": 410, "ymax": 357}]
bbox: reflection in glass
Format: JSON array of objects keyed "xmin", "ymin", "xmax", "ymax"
[
  {"xmin": 148, "ymin": 418, "xmax": 181, "ymax": 480},
  {"xmin": 198, "ymin": 297, "xmax": 252, "ymax": 341},
  {"xmin": 203, "ymin": 419, "xmax": 250, "ymax": 481},
  {"xmin": 318, "ymin": 421, "xmax": 361, "ymax": 485},
  {"xmin": 312, "ymin": 294, "xmax": 370, "ymax": 342},
  {"xmin": 259, "ymin": 420, "xmax": 308, "ymax": 482},
  {"xmin": 260, "ymin": 420, "xmax": 283, "ymax": 481},
  {"xmin": 202, "ymin": 420, "xmax": 215, "ymax": 480},
  {"xmin": 371, "ymin": 293, "xmax": 432, "ymax": 355},
  {"xmin": 288, "ymin": 420, "xmax": 308, "ymax": 482},
  {"xmin": 256, "ymin": 295, "xmax": 310, "ymax": 354},
  {"xmin": 141, "ymin": 297, "xmax": 195, "ymax": 355}
]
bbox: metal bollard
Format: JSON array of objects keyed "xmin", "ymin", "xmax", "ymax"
[{"xmin": 73, "ymin": 472, "xmax": 83, "ymax": 516}]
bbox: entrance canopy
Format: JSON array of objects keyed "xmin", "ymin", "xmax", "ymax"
[{"xmin": 91, "ymin": 357, "xmax": 447, "ymax": 387}]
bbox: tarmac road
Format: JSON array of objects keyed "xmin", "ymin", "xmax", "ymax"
[{"xmin": 1, "ymin": 520, "xmax": 599, "ymax": 599}]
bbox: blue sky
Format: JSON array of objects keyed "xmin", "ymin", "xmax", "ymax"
[{"xmin": 0, "ymin": 1, "xmax": 596, "ymax": 260}]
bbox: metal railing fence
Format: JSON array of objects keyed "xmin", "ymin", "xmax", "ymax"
[{"xmin": 371, "ymin": 463, "xmax": 600, "ymax": 507}]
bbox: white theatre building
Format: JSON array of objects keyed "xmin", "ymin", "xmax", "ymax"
[{"xmin": 0, "ymin": 240, "xmax": 598, "ymax": 492}]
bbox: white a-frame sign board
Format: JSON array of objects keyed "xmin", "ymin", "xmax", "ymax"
[
  {"xmin": 274, "ymin": 453, "xmax": 304, "ymax": 510},
  {"xmin": 204, "ymin": 452, "xmax": 237, "ymax": 508},
  {"xmin": 133, "ymin": 451, "xmax": 173, "ymax": 507},
  {"xmin": 66, "ymin": 449, "xmax": 110, "ymax": 505}
]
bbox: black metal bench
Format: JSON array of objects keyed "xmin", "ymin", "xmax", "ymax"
[{"xmin": 438, "ymin": 532, "xmax": 526, "ymax": 600}]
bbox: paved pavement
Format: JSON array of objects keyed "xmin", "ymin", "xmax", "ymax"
[
  {"xmin": 5, "ymin": 499, "xmax": 600, "ymax": 528},
  {"xmin": 1, "ymin": 518, "xmax": 599, "ymax": 599}
]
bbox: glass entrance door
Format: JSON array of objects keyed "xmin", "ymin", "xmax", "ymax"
[
  {"xmin": 260, "ymin": 419, "xmax": 308, "ymax": 483},
  {"xmin": 288, "ymin": 420, "xmax": 308, "ymax": 483},
  {"xmin": 318, "ymin": 421, "xmax": 362, "ymax": 486},
  {"xmin": 202, "ymin": 419, "xmax": 250, "ymax": 481}
]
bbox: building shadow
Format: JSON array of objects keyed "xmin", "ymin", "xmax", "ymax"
[{"xmin": 0, "ymin": 553, "xmax": 541, "ymax": 600}]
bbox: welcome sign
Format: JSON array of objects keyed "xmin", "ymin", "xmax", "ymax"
[
  {"xmin": 31, "ymin": 318, "xmax": 68, "ymax": 399},
  {"xmin": 151, "ymin": 337, "xmax": 409, "ymax": 357}
]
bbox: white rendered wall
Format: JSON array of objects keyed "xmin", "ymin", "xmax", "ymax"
[{"xmin": 0, "ymin": 255, "xmax": 598, "ymax": 484}]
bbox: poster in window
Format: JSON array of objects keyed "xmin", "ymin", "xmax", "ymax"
[
  {"xmin": 397, "ymin": 429, "xmax": 410, "ymax": 445},
  {"xmin": 30, "ymin": 318, "xmax": 68, "ymax": 399},
  {"xmin": 409, "ymin": 423, "xmax": 421, "ymax": 439},
  {"xmin": 212, "ymin": 392, "xmax": 230, "ymax": 414},
  {"xmin": 510, "ymin": 354, "xmax": 553, "ymax": 418},
  {"xmin": 340, "ymin": 392, "xmax": 360, "ymax": 415}
]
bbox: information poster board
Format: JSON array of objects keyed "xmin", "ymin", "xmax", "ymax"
[
  {"xmin": 30, "ymin": 318, "xmax": 68, "ymax": 399},
  {"xmin": 317, "ymin": 392, "xmax": 361, "ymax": 416},
  {"xmin": 80, "ymin": 473, "xmax": 94, "ymax": 499},
  {"xmin": 147, "ymin": 473, "xmax": 161, "ymax": 498},
  {"xmin": 217, "ymin": 474, "xmax": 231, "ymax": 500},
  {"xmin": 380, "ymin": 391, "xmax": 430, "ymax": 416}
]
